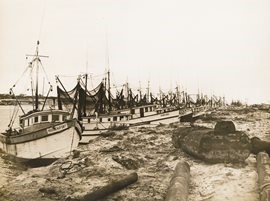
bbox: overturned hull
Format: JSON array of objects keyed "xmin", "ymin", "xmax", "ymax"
[{"xmin": 173, "ymin": 121, "xmax": 251, "ymax": 163}]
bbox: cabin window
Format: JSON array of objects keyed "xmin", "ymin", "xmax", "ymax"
[
  {"xmin": 52, "ymin": 115, "xmax": 59, "ymax": 122},
  {"xmin": 34, "ymin": 116, "xmax": 39, "ymax": 123},
  {"xmin": 62, "ymin": 115, "xmax": 67, "ymax": 121},
  {"xmin": 88, "ymin": 119, "xmax": 90, "ymax": 123},
  {"xmin": 131, "ymin": 109, "xmax": 135, "ymax": 114},
  {"xmin": 99, "ymin": 118, "xmax": 102, "ymax": 122},
  {"xmin": 145, "ymin": 107, "xmax": 148, "ymax": 112},
  {"xmin": 41, "ymin": 115, "xmax": 48, "ymax": 122},
  {"xmin": 120, "ymin": 116, "xmax": 124, "ymax": 120},
  {"xmin": 150, "ymin": 107, "xmax": 153, "ymax": 112},
  {"xmin": 27, "ymin": 119, "xmax": 29, "ymax": 126},
  {"xmin": 108, "ymin": 118, "xmax": 111, "ymax": 121},
  {"xmin": 113, "ymin": 116, "xmax": 117, "ymax": 121}
]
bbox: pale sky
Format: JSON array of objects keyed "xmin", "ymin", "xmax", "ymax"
[{"xmin": 0, "ymin": 0, "xmax": 269, "ymax": 104}]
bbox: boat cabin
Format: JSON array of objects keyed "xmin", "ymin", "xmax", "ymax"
[
  {"xmin": 82, "ymin": 112, "xmax": 131, "ymax": 124},
  {"xmin": 130, "ymin": 104, "xmax": 157, "ymax": 118},
  {"xmin": 19, "ymin": 110, "xmax": 70, "ymax": 129}
]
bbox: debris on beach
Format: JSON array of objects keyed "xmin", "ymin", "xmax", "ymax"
[
  {"xmin": 172, "ymin": 120, "xmax": 251, "ymax": 163},
  {"xmin": 0, "ymin": 106, "xmax": 269, "ymax": 201}
]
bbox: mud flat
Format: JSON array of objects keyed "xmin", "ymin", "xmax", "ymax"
[{"xmin": 0, "ymin": 106, "xmax": 270, "ymax": 201}]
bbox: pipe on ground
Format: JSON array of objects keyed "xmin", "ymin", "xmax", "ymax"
[
  {"xmin": 165, "ymin": 161, "xmax": 190, "ymax": 201},
  {"xmin": 257, "ymin": 152, "xmax": 270, "ymax": 201}
]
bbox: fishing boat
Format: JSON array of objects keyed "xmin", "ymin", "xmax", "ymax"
[
  {"xmin": 56, "ymin": 73, "xmax": 183, "ymax": 143},
  {"xmin": 0, "ymin": 41, "xmax": 82, "ymax": 164}
]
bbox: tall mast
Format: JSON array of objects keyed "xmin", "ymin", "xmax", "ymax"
[
  {"xmin": 108, "ymin": 69, "xmax": 111, "ymax": 112},
  {"xmin": 35, "ymin": 41, "xmax": 40, "ymax": 110},
  {"xmin": 84, "ymin": 73, "xmax": 88, "ymax": 116},
  {"xmin": 105, "ymin": 29, "xmax": 112, "ymax": 112},
  {"xmin": 26, "ymin": 41, "xmax": 49, "ymax": 111},
  {"xmin": 147, "ymin": 81, "xmax": 150, "ymax": 103}
]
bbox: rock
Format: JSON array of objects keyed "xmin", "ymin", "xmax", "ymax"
[
  {"xmin": 72, "ymin": 150, "xmax": 80, "ymax": 159},
  {"xmin": 112, "ymin": 155, "xmax": 139, "ymax": 170},
  {"xmin": 214, "ymin": 121, "xmax": 236, "ymax": 135},
  {"xmin": 39, "ymin": 186, "xmax": 58, "ymax": 195}
]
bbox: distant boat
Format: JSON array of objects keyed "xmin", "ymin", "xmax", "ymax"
[
  {"xmin": 0, "ymin": 41, "xmax": 82, "ymax": 164},
  {"xmin": 56, "ymin": 74, "xmax": 181, "ymax": 144}
]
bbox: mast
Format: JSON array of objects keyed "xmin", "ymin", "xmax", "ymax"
[
  {"xmin": 84, "ymin": 73, "xmax": 88, "ymax": 116},
  {"xmin": 35, "ymin": 54, "xmax": 39, "ymax": 110},
  {"xmin": 26, "ymin": 41, "xmax": 49, "ymax": 111},
  {"xmin": 147, "ymin": 81, "xmax": 150, "ymax": 104},
  {"xmin": 108, "ymin": 69, "xmax": 111, "ymax": 112},
  {"xmin": 105, "ymin": 29, "xmax": 112, "ymax": 112}
]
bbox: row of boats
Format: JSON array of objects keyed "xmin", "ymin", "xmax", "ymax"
[{"xmin": 0, "ymin": 42, "xmax": 223, "ymax": 164}]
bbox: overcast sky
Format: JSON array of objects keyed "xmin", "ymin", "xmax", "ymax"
[{"xmin": 0, "ymin": 0, "xmax": 269, "ymax": 104}]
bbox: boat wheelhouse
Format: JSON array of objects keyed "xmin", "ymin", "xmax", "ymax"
[{"xmin": 0, "ymin": 41, "xmax": 82, "ymax": 163}]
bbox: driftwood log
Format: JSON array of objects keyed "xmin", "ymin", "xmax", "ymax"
[
  {"xmin": 257, "ymin": 152, "xmax": 270, "ymax": 201},
  {"xmin": 165, "ymin": 162, "xmax": 190, "ymax": 201},
  {"xmin": 81, "ymin": 172, "xmax": 138, "ymax": 201},
  {"xmin": 251, "ymin": 137, "xmax": 270, "ymax": 155}
]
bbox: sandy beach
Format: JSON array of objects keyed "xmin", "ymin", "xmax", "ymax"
[{"xmin": 0, "ymin": 106, "xmax": 270, "ymax": 201}]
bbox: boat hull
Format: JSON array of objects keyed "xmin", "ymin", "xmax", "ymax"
[
  {"xmin": 129, "ymin": 109, "xmax": 180, "ymax": 125},
  {"xmin": 0, "ymin": 120, "xmax": 82, "ymax": 161}
]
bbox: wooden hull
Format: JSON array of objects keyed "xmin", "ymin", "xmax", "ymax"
[
  {"xmin": 129, "ymin": 109, "xmax": 180, "ymax": 125},
  {"xmin": 179, "ymin": 112, "xmax": 193, "ymax": 122},
  {"xmin": 80, "ymin": 129, "xmax": 107, "ymax": 144},
  {"xmin": 0, "ymin": 120, "xmax": 82, "ymax": 160},
  {"xmin": 80, "ymin": 109, "xmax": 180, "ymax": 144}
]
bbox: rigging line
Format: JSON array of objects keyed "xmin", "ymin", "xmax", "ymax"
[
  {"xmin": 9, "ymin": 105, "xmax": 19, "ymax": 129},
  {"xmin": 8, "ymin": 102, "xmax": 18, "ymax": 128},
  {"xmin": 57, "ymin": 74, "xmax": 79, "ymax": 78},
  {"xmin": 39, "ymin": 60, "xmax": 51, "ymax": 85},
  {"xmin": 29, "ymin": 64, "xmax": 35, "ymax": 110},
  {"xmin": 38, "ymin": 0, "xmax": 47, "ymax": 40},
  {"xmin": 11, "ymin": 65, "xmax": 29, "ymax": 89}
]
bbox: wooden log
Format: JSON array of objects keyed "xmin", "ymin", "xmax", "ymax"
[
  {"xmin": 257, "ymin": 152, "xmax": 270, "ymax": 201},
  {"xmin": 81, "ymin": 172, "xmax": 138, "ymax": 201},
  {"xmin": 251, "ymin": 137, "xmax": 270, "ymax": 155},
  {"xmin": 165, "ymin": 162, "xmax": 190, "ymax": 201}
]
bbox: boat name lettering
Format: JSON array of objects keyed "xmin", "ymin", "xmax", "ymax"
[
  {"xmin": 47, "ymin": 123, "xmax": 68, "ymax": 134},
  {"xmin": 161, "ymin": 113, "xmax": 169, "ymax": 117}
]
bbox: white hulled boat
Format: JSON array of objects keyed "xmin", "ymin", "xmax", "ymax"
[{"xmin": 0, "ymin": 41, "xmax": 82, "ymax": 164}]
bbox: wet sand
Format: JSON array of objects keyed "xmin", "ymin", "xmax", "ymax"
[{"xmin": 0, "ymin": 107, "xmax": 269, "ymax": 201}]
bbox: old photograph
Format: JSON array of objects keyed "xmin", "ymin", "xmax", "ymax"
[{"xmin": 0, "ymin": 0, "xmax": 270, "ymax": 200}]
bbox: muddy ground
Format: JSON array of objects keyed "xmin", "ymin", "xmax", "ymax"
[{"xmin": 0, "ymin": 106, "xmax": 270, "ymax": 201}]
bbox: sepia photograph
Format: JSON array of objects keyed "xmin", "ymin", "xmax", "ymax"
[{"xmin": 0, "ymin": 0, "xmax": 270, "ymax": 200}]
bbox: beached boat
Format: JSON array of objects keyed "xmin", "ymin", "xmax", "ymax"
[
  {"xmin": 0, "ymin": 41, "xmax": 82, "ymax": 163},
  {"xmin": 57, "ymin": 74, "xmax": 182, "ymax": 143}
]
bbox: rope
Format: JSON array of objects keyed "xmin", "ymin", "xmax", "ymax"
[
  {"xmin": 9, "ymin": 105, "xmax": 19, "ymax": 129},
  {"xmin": 8, "ymin": 103, "xmax": 18, "ymax": 128},
  {"xmin": 59, "ymin": 160, "xmax": 84, "ymax": 175},
  {"xmin": 11, "ymin": 65, "xmax": 29, "ymax": 89},
  {"xmin": 69, "ymin": 126, "xmax": 75, "ymax": 155},
  {"xmin": 260, "ymin": 182, "xmax": 270, "ymax": 191},
  {"xmin": 39, "ymin": 60, "xmax": 52, "ymax": 89}
]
